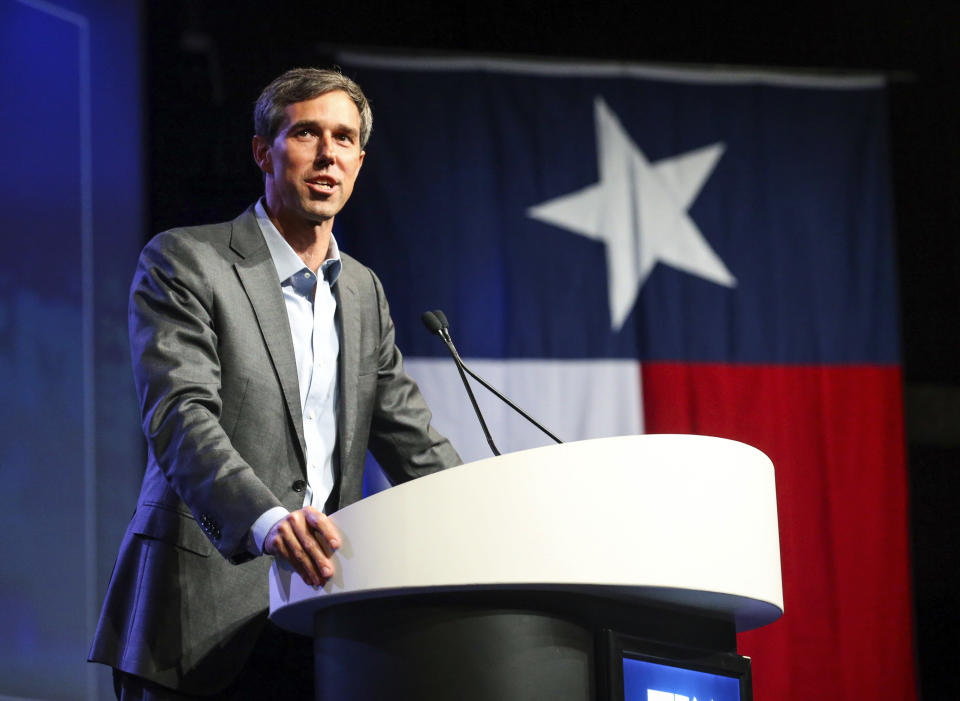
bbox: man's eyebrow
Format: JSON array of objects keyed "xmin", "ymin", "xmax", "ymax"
[{"xmin": 285, "ymin": 119, "xmax": 359, "ymax": 137}]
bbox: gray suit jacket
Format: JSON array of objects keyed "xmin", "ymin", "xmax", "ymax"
[{"xmin": 89, "ymin": 207, "xmax": 460, "ymax": 693}]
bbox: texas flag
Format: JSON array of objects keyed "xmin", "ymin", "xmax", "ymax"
[{"xmin": 335, "ymin": 53, "xmax": 914, "ymax": 700}]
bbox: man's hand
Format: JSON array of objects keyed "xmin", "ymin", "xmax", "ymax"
[{"xmin": 263, "ymin": 507, "xmax": 341, "ymax": 587}]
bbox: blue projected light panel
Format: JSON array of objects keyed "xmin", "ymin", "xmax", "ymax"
[{"xmin": 623, "ymin": 657, "xmax": 740, "ymax": 701}]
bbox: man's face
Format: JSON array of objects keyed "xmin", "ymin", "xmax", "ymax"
[{"xmin": 254, "ymin": 90, "xmax": 365, "ymax": 226}]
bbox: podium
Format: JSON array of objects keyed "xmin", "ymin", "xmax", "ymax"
[{"xmin": 269, "ymin": 434, "xmax": 783, "ymax": 700}]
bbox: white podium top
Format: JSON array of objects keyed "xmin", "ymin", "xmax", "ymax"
[{"xmin": 270, "ymin": 434, "xmax": 783, "ymax": 635}]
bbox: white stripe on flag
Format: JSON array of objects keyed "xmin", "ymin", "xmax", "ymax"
[
  {"xmin": 336, "ymin": 50, "xmax": 886, "ymax": 89},
  {"xmin": 404, "ymin": 357, "xmax": 645, "ymax": 464}
]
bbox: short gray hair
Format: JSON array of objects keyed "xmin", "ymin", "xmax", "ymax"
[{"xmin": 254, "ymin": 68, "xmax": 372, "ymax": 148}]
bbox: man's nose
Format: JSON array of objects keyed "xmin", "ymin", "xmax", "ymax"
[{"xmin": 315, "ymin": 133, "xmax": 335, "ymax": 163}]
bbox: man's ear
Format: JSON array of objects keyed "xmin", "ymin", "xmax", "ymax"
[{"xmin": 252, "ymin": 135, "xmax": 272, "ymax": 175}]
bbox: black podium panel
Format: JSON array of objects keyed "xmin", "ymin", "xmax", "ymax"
[{"xmin": 316, "ymin": 598, "xmax": 593, "ymax": 700}]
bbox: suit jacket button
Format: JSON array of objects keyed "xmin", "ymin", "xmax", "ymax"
[{"xmin": 292, "ymin": 479, "xmax": 306, "ymax": 493}]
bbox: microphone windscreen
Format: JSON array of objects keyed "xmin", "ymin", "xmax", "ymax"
[
  {"xmin": 421, "ymin": 311, "xmax": 442, "ymax": 334},
  {"xmin": 433, "ymin": 309, "xmax": 449, "ymax": 329}
]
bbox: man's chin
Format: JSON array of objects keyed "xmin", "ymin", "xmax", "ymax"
[{"xmin": 299, "ymin": 202, "xmax": 340, "ymax": 223}]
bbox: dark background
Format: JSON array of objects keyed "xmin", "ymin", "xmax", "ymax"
[{"xmin": 145, "ymin": 2, "xmax": 958, "ymax": 696}]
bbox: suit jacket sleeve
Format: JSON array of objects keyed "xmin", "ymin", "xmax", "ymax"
[
  {"xmin": 364, "ymin": 268, "xmax": 462, "ymax": 481},
  {"xmin": 130, "ymin": 231, "xmax": 283, "ymax": 561}
]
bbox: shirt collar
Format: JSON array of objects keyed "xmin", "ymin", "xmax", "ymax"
[{"xmin": 254, "ymin": 198, "xmax": 342, "ymax": 285}]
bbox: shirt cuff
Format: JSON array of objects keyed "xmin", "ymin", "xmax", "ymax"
[{"xmin": 247, "ymin": 506, "xmax": 291, "ymax": 556}]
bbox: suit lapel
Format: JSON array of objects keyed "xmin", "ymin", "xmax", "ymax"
[
  {"xmin": 230, "ymin": 209, "xmax": 307, "ymax": 471},
  {"xmin": 334, "ymin": 267, "xmax": 361, "ymax": 470}
]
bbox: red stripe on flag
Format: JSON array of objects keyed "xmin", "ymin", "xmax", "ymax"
[{"xmin": 641, "ymin": 362, "xmax": 915, "ymax": 700}]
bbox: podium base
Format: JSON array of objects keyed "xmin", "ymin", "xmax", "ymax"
[{"xmin": 313, "ymin": 590, "xmax": 738, "ymax": 701}]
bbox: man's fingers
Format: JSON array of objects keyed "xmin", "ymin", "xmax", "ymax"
[
  {"xmin": 269, "ymin": 509, "xmax": 338, "ymax": 585},
  {"xmin": 280, "ymin": 519, "xmax": 328, "ymax": 584},
  {"xmin": 287, "ymin": 513, "xmax": 335, "ymax": 577},
  {"xmin": 303, "ymin": 507, "xmax": 341, "ymax": 549},
  {"xmin": 312, "ymin": 529, "xmax": 335, "ymax": 559},
  {"xmin": 273, "ymin": 534, "xmax": 322, "ymax": 586}
]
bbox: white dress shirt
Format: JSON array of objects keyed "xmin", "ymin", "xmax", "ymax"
[{"xmin": 247, "ymin": 199, "xmax": 342, "ymax": 554}]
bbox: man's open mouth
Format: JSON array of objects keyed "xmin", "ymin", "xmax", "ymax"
[{"xmin": 307, "ymin": 177, "xmax": 337, "ymax": 192}]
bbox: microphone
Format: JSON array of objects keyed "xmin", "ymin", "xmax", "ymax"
[
  {"xmin": 421, "ymin": 309, "xmax": 563, "ymax": 455},
  {"xmin": 422, "ymin": 311, "xmax": 500, "ymax": 456}
]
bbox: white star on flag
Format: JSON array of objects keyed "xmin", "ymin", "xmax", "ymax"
[{"xmin": 528, "ymin": 97, "xmax": 736, "ymax": 330}]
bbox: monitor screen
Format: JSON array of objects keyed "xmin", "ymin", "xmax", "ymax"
[
  {"xmin": 605, "ymin": 631, "xmax": 751, "ymax": 701},
  {"xmin": 623, "ymin": 656, "xmax": 741, "ymax": 701}
]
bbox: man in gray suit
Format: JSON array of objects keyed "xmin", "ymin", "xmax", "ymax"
[{"xmin": 90, "ymin": 68, "xmax": 461, "ymax": 699}]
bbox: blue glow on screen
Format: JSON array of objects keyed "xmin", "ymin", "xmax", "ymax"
[{"xmin": 623, "ymin": 657, "xmax": 740, "ymax": 701}]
